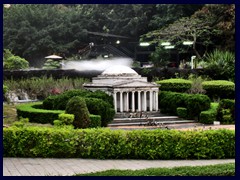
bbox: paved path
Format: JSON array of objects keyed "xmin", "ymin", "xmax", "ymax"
[{"xmin": 3, "ymin": 158, "xmax": 234, "ymax": 176}]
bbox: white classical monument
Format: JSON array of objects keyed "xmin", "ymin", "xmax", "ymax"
[{"xmin": 83, "ymin": 65, "xmax": 159, "ymax": 113}]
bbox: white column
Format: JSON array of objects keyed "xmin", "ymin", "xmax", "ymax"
[
  {"xmin": 120, "ymin": 91, "xmax": 123, "ymax": 112},
  {"xmin": 155, "ymin": 91, "xmax": 158, "ymax": 111},
  {"xmin": 138, "ymin": 91, "xmax": 141, "ymax": 111},
  {"xmin": 149, "ymin": 91, "xmax": 153, "ymax": 111},
  {"xmin": 126, "ymin": 92, "xmax": 129, "ymax": 112},
  {"xmin": 113, "ymin": 92, "xmax": 117, "ymax": 112},
  {"xmin": 143, "ymin": 91, "xmax": 147, "ymax": 111},
  {"xmin": 132, "ymin": 91, "xmax": 135, "ymax": 112}
]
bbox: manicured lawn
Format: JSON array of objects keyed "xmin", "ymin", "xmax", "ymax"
[{"xmin": 75, "ymin": 163, "xmax": 234, "ymax": 176}]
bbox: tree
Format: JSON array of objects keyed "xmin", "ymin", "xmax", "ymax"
[
  {"xmin": 3, "ymin": 49, "xmax": 29, "ymax": 70},
  {"xmin": 141, "ymin": 4, "xmax": 235, "ymax": 59}
]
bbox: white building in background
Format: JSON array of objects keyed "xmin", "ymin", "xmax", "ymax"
[{"xmin": 83, "ymin": 65, "xmax": 159, "ymax": 113}]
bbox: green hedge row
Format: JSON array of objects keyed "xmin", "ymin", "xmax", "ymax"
[
  {"xmin": 156, "ymin": 79, "xmax": 235, "ymax": 99},
  {"xmin": 202, "ymin": 81, "xmax": 235, "ymax": 100},
  {"xmin": 16, "ymin": 102, "xmax": 101, "ymax": 127},
  {"xmin": 156, "ymin": 79, "xmax": 192, "ymax": 92},
  {"xmin": 16, "ymin": 102, "xmax": 64, "ymax": 124},
  {"xmin": 159, "ymin": 91, "xmax": 211, "ymax": 118},
  {"xmin": 3, "ymin": 127, "xmax": 235, "ymax": 159}
]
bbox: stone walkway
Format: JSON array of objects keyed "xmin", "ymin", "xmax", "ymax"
[{"xmin": 3, "ymin": 158, "xmax": 235, "ymax": 176}]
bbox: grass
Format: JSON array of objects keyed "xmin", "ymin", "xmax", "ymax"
[
  {"xmin": 75, "ymin": 163, "xmax": 234, "ymax": 176},
  {"xmin": 3, "ymin": 103, "xmax": 18, "ymax": 125}
]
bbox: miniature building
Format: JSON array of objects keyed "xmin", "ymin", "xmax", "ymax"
[{"xmin": 83, "ymin": 65, "xmax": 159, "ymax": 113}]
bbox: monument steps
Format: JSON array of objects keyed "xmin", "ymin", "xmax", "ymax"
[{"xmin": 108, "ymin": 112, "xmax": 197, "ymax": 127}]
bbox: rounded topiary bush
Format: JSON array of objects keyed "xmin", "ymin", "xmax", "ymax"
[
  {"xmin": 156, "ymin": 78, "xmax": 192, "ymax": 92},
  {"xmin": 65, "ymin": 96, "xmax": 90, "ymax": 129}
]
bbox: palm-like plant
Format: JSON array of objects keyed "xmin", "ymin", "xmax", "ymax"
[{"xmin": 203, "ymin": 49, "xmax": 235, "ymax": 81}]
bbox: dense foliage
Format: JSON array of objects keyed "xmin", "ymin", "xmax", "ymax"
[
  {"xmin": 16, "ymin": 102, "xmax": 101, "ymax": 127},
  {"xmin": 3, "ymin": 4, "xmax": 206, "ymax": 67},
  {"xmin": 65, "ymin": 96, "xmax": 90, "ymax": 129},
  {"xmin": 156, "ymin": 78, "xmax": 192, "ymax": 92},
  {"xmin": 216, "ymin": 99, "xmax": 235, "ymax": 124},
  {"xmin": 3, "ymin": 49, "xmax": 29, "ymax": 70},
  {"xmin": 202, "ymin": 80, "xmax": 235, "ymax": 100},
  {"xmin": 159, "ymin": 91, "xmax": 211, "ymax": 119},
  {"xmin": 3, "ymin": 127, "xmax": 235, "ymax": 159},
  {"xmin": 199, "ymin": 103, "xmax": 219, "ymax": 124}
]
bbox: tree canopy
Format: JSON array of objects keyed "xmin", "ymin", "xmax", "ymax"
[{"xmin": 3, "ymin": 4, "xmax": 234, "ymax": 67}]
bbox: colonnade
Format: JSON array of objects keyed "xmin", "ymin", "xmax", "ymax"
[{"xmin": 113, "ymin": 89, "xmax": 158, "ymax": 113}]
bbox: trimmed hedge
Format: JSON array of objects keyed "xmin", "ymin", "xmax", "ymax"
[
  {"xmin": 16, "ymin": 102, "xmax": 101, "ymax": 127},
  {"xmin": 202, "ymin": 80, "xmax": 235, "ymax": 99},
  {"xmin": 16, "ymin": 102, "xmax": 64, "ymax": 124},
  {"xmin": 156, "ymin": 78, "xmax": 192, "ymax": 92},
  {"xmin": 176, "ymin": 107, "xmax": 188, "ymax": 118},
  {"xmin": 42, "ymin": 89, "xmax": 115, "ymax": 126},
  {"xmin": 3, "ymin": 127, "xmax": 235, "ymax": 159},
  {"xmin": 159, "ymin": 91, "xmax": 211, "ymax": 118},
  {"xmin": 217, "ymin": 99, "xmax": 235, "ymax": 124},
  {"xmin": 156, "ymin": 79, "xmax": 235, "ymax": 100},
  {"xmin": 199, "ymin": 103, "xmax": 219, "ymax": 124},
  {"xmin": 85, "ymin": 98, "xmax": 115, "ymax": 127}
]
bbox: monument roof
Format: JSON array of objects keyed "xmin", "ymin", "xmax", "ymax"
[{"xmin": 101, "ymin": 65, "xmax": 138, "ymax": 76}]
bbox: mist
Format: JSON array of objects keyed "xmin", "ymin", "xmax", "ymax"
[{"xmin": 62, "ymin": 58, "xmax": 133, "ymax": 71}]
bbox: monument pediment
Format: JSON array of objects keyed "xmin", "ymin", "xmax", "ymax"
[{"xmin": 113, "ymin": 80, "xmax": 158, "ymax": 88}]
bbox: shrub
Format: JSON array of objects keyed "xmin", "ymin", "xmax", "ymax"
[
  {"xmin": 177, "ymin": 107, "xmax": 188, "ymax": 118},
  {"xmin": 65, "ymin": 96, "xmax": 90, "ymax": 129},
  {"xmin": 199, "ymin": 103, "xmax": 219, "ymax": 124},
  {"xmin": 186, "ymin": 94, "xmax": 211, "ymax": 119},
  {"xmin": 16, "ymin": 102, "xmax": 64, "ymax": 124},
  {"xmin": 3, "ymin": 127, "xmax": 235, "ymax": 159},
  {"xmin": 159, "ymin": 91, "xmax": 189, "ymax": 115},
  {"xmin": 159, "ymin": 91, "xmax": 211, "ymax": 118},
  {"xmin": 85, "ymin": 98, "xmax": 115, "ymax": 127},
  {"xmin": 203, "ymin": 49, "xmax": 235, "ymax": 81},
  {"xmin": 156, "ymin": 78, "xmax": 192, "ymax": 92},
  {"xmin": 216, "ymin": 99, "xmax": 235, "ymax": 124},
  {"xmin": 53, "ymin": 120, "xmax": 63, "ymax": 127},
  {"xmin": 202, "ymin": 80, "xmax": 235, "ymax": 100},
  {"xmin": 43, "ymin": 90, "xmax": 115, "ymax": 126},
  {"xmin": 58, "ymin": 113, "xmax": 74, "ymax": 125},
  {"xmin": 48, "ymin": 89, "xmax": 89, "ymax": 110},
  {"xmin": 89, "ymin": 115, "xmax": 101, "ymax": 128}
]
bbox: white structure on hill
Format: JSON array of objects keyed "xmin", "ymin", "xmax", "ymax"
[{"xmin": 83, "ymin": 65, "xmax": 159, "ymax": 113}]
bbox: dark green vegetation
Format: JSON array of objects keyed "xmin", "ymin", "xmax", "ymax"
[
  {"xmin": 4, "ymin": 4, "xmax": 234, "ymax": 70},
  {"xmin": 76, "ymin": 163, "xmax": 235, "ymax": 176},
  {"xmin": 43, "ymin": 89, "xmax": 115, "ymax": 127},
  {"xmin": 66, "ymin": 96, "xmax": 90, "ymax": 129},
  {"xmin": 15, "ymin": 89, "xmax": 114, "ymax": 128},
  {"xmin": 3, "ymin": 127, "xmax": 234, "ymax": 159},
  {"xmin": 159, "ymin": 91, "xmax": 211, "ymax": 118},
  {"xmin": 3, "ymin": 4, "xmax": 204, "ymax": 66},
  {"xmin": 156, "ymin": 79, "xmax": 235, "ymax": 100}
]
